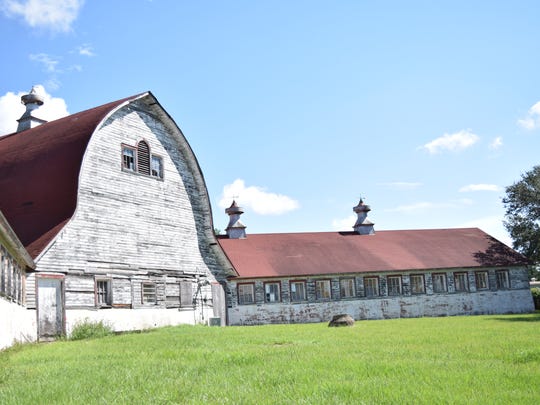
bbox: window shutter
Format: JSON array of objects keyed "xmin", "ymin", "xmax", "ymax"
[{"xmin": 137, "ymin": 141, "xmax": 151, "ymax": 175}]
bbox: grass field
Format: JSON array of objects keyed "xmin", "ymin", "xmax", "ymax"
[{"xmin": 1, "ymin": 313, "xmax": 539, "ymax": 404}]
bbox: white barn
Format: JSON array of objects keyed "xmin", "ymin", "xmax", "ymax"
[
  {"xmin": 0, "ymin": 90, "xmax": 232, "ymax": 344},
  {"xmin": 218, "ymin": 200, "xmax": 534, "ymax": 325}
]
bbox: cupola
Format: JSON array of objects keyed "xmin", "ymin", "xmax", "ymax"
[
  {"xmin": 16, "ymin": 86, "xmax": 47, "ymax": 132},
  {"xmin": 225, "ymin": 200, "xmax": 247, "ymax": 239},
  {"xmin": 353, "ymin": 197, "xmax": 375, "ymax": 235}
]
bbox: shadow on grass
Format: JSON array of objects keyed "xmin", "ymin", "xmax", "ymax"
[{"xmin": 490, "ymin": 311, "xmax": 540, "ymax": 322}]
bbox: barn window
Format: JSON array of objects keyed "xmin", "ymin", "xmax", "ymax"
[
  {"xmin": 432, "ymin": 273, "xmax": 447, "ymax": 293},
  {"xmin": 264, "ymin": 282, "xmax": 280, "ymax": 303},
  {"xmin": 95, "ymin": 279, "xmax": 112, "ymax": 307},
  {"xmin": 137, "ymin": 141, "xmax": 151, "ymax": 175},
  {"xmin": 237, "ymin": 283, "xmax": 255, "ymax": 305},
  {"xmin": 410, "ymin": 274, "xmax": 425, "ymax": 294},
  {"xmin": 122, "ymin": 146, "xmax": 136, "ymax": 171},
  {"xmin": 475, "ymin": 271, "xmax": 489, "ymax": 290},
  {"xmin": 496, "ymin": 270, "xmax": 510, "ymax": 289},
  {"xmin": 121, "ymin": 141, "xmax": 163, "ymax": 180},
  {"xmin": 454, "ymin": 272, "xmax": 469, "ymax": 292},
  {"xmin": 364, "ymin": 277, "xmax": 379, "ymax": 297},
  {"xmin": 180, "ymin": 280, "xmax": 193, "ymax": 307},
  {"xmin": 290, "ymin": 281, "xmax": 306, "ymax": 302},
  {"xmin": 151, "ymin": 155, "xmax": 163, "ymax": 179},
  {"xmin": 387, "ymin": 276, "xmax": 402, "ymax": 296},
  {"xmin": 315, "ymin": 280, "xmax": 331, "ymax": 300},
  {"xmin": 142, "ymin": 282, "xmax": 157, "ymax": 304},
  {"xmin": 340, "ymin": 278, "xmax": 355, "ymax": 298}
]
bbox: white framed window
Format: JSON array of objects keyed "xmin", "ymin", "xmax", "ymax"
[
  {"xmin": 454, "ymin": 272, "xmax": 469, "ymax": 292},
  {"xmin": 264, "ymin": 282, "xmax": 281, "ymax": 303},
  {"xmin": 410, "ymin": 274, "xmax": 425, "ymax": 294},
  {"xmin": 315, "ymin": 280, "xmax": 331, "ymax": 300},
  {"xmin": 387, "ymin": 276, "xmax": 402, "ymax": 296},
  {"xmin": 142, "ymin": 282, "xmax": 157, "ymax": 304},
  {"xmin": 290, "ymin": 281, "xmax": 306, "ymax": 302},
  {"xmin": 496, "ymin": 270, "xmax": 510, "ymax": 289},
  {"xmin": 122, "ymin": 146, "xmax": 136, "ymax": 171},
  {"xmin": 475, "ymin": 271, "xmax": 489, "ymax": 290},
  {"xmin": 432, "ymin": 273, "xmax": 447, "ymax": 293},
  {"xmin": 364, "ymin": 277, "xmax": 379, "ymax": 297},
  {"xmin": 95, "ymin": 279, "xmax": 112, "ymax": 307},
  {"xmin": 238, "ymin": 283, "xmax": 255, "ymax": 305},
  {"xmin": 151, "ymin": 155, "xmax": 163, "ymax": 179},
  {"xmin": 340, "ymin": 278, "xmax": 356, "ymax": 298}
]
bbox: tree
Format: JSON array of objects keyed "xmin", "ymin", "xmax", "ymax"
[{"xmin": 503, "ymin": 165, "xmax": 540, "ymax": 279}]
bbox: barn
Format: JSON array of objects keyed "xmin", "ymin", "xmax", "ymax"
[
  {"xmin": 0, "ymin": 88, "xmax": 534, "ymax": 348},
  {"xmin": 0, "ymin": 89, "xmax": 232, "ymax": 346},
  {"xmin": 218, "ymin": 200, "xmax": 534, "ymax": 325}
]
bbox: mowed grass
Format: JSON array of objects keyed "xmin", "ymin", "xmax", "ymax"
[{"xmin": 1, "ymin": 314, "xmax": 539, "ymax": 404}]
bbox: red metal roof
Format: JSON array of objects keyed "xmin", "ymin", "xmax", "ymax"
[
  {"xmin": 0, "ymin": 94, "xmax": 143, "ymax": 258},
  {"xmin": 218, "ymin": 228, "xmax": 528, "ymax": 279}
]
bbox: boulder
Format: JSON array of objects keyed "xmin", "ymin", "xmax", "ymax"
[{"xmin": 328, "ymin": 314, "xmax": 355, "ymax": 327}]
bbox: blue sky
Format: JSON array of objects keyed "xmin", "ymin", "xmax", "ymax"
[{"xmin": 1, "ymin": 1, "xmax": 540, "ymax": 245}]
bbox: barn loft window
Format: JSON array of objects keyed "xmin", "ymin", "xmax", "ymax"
[
  {"xmin": 96, "ymin": 279, "xmax": 112, "ymax": 307},
  {"xmin": 364, "ymin": 277, "xmax": 379, "ymax": 297},
  {"xmin": 410, "ymin": 274, "xmax": 425, "ymax": 294},
  {"xmin": 142, "ymin": 282, "xmax": 157, "ymax": 304},
  {"xmin": 454, "ymin": 272, "xmax": 469, "ymax": 292},
  {"xmin": 340, "ymin": 278, "xmax": 355, "ymax": 298},
  {"xmin": 122, "ymin": 146, "xmax": 136, "ymax": 171},
  {"xmin": 290, "ymin": 281, "xmax": 306, "ymax": 302},
  {"xmin": 237, "ymin": 283, "xmax": 255, "ymax": 305},
  {"xmin": 496, "ymin": 270, "xmax": 510, "ymax": 289},
  {"xmin": 432, "ymin": 273, "xmax": 447, "ymax": 293},
  {"xmin": 387, "ymin": 276, "xmax": 402, "ymax": 296},
  {"xmin": 121, "ymin": 141, "xmax": 163, "ymax": 180},
  {"xmin": 475, "ymin": 271, "xmax": 489, "ymax": 290},
  {"xmin": 264, "ymin": 282, "xmax": 280, "ymax": 303}
]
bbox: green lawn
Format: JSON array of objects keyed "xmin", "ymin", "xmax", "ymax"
[{"xmin": 1, "ymin": 313, "xmax": 539, "ymax": 404}]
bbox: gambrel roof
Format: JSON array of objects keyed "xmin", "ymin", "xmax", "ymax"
[
  {"xmin": 218, "ymin": 228, "xmax": 529, "ymax": 279},
  {"xmin": 0, "ymin": 94, "xmax": 143, "ymax": 258}
]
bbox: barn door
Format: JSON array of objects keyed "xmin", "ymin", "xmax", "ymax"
[
  {"xmin": 211, "ymin": 282, "xmax": 227, "ymax": 325},
  {"xmin": 37, "ymin": 276, "xmax": 65, "ymax": 340}
]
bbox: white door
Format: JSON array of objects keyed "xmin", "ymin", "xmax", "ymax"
[{"xmin": 37, "ymin": 277, "xmax": 64, "ymax": 340}]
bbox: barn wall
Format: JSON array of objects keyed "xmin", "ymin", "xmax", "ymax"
[
  {"xmin": 65, "ymin": 306, "xmax": 215, "ymax": 335},
  {"xmin": 0, "ymin": 298, "xmax": 36, "ymax": 350},
  {"xmin": 32, "ymin": 98, "xmax": 224, "ymax": 326},
  {"xmin": 228, "ymin": 267, "xmax": 534, "ymax": 325}
]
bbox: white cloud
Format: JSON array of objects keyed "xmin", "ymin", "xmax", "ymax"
[
  {"xmin": 517, "ymin": 101, "xmax": 540, "ymax": 130},
  {"xmin": 458, "ymin": 216, "xmax": 512, "ymax": 247},
  {"xmin": 1, "ymin": 0, "xmax": 84, "ymax": 32},
  {"xmin": 0, "ymin": 85, "xmax": 69, "ymax": 136},
  {"xmin": 77, "ymin": 44, "xmax": 95, "ymax": 57},
  {"xmin": 378, "ymin": 182, "xmax": 423, "ymax": 190},
  {"xmin": 219, "ymin": 179, "xmax": 300, "ymax": 215},
  {"xmin": 489, "ymin": 136, "xmax": 503, "ymax": 150},
  {"xmin": 459, "ymin": 184, "xmax": 501, "ymax": 192},
  {"xmin": 421, "ymin": 129, "xmax": 479, "ymax": 154},
  {"xmin": 332, "ymin": 214, "xmax": 357, "ymax": 231},
  {"xmin": 29, "ymin": 53, "xmax": 60, "ymax": 72}
]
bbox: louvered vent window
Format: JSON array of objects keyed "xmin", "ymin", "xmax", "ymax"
[{"xmin": 137, "ymin": 141, "xmax": 151, "ymax": 175}]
